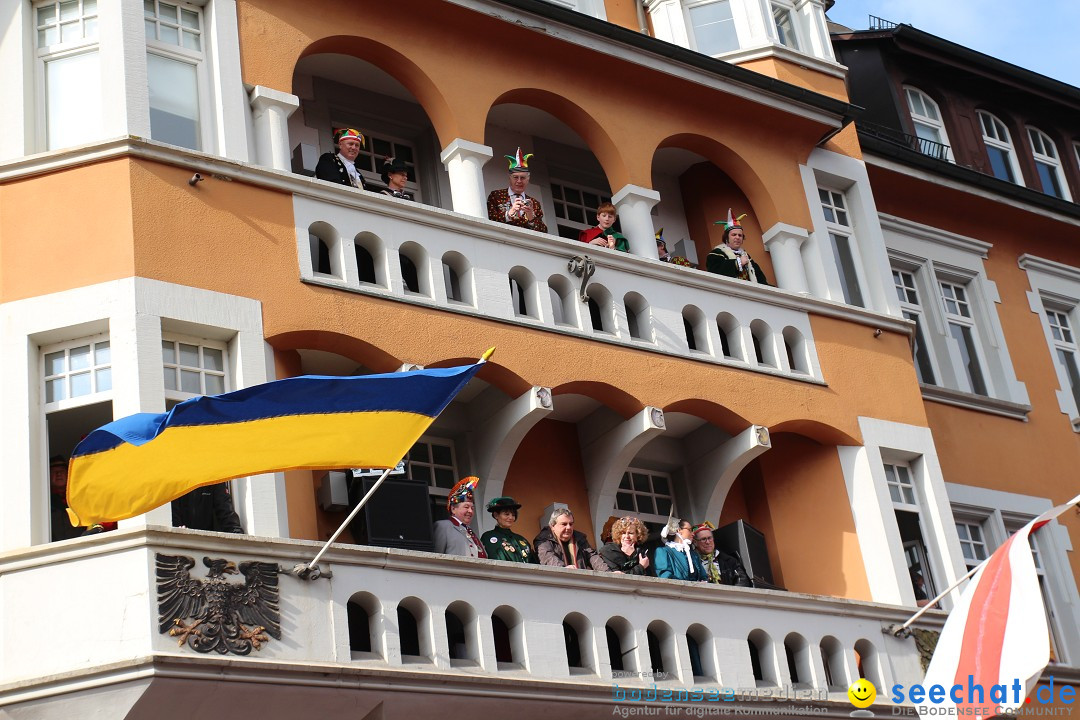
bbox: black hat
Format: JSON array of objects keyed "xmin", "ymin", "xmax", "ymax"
[
  {"xmin": 49, "ymin": 455, "xmax": 67, "ymax": 467},
  {"xmin": 486, "ymin": 496, "xmax": 522, "ymax": 514},
  {"xmin": 380, "ymin": 157, "xmax": 408, "ymax": 185}
]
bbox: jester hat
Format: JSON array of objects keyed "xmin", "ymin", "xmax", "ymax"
[
  {"xmin": 504, "ymin": 147, "xmax": 534, "ymax": 173},
  {"xmin": 713, "ymin": 208, "xmax": 747, "ymax": 231},
  {"xmin": 655, "ymin": 228, "xmax": 666, "ymax": 246},
  {"xmin": 691, "ymin": 521, "xmax": 716, "ymax": 537},
  {"xmin": 447, "ymin": 475, "xmax": 480, "ymax": 511},
  {"xmin": 334, "ymin": 128, "xmax": 366, "ymax": 146}
]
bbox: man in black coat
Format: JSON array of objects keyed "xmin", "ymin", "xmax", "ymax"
[
  {"xmin": 172, "ymin": 483, "xmax": 244, "ymax": 533},
  {"xmin": 692, "ymin": 523, "xmax": 753, "ymax": 587},
  {"xmin": 314, "ymin": 127, "xmax": 368, "ymax": 190}
]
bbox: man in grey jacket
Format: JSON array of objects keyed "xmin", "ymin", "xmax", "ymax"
[{"xmin": 533, "ymin": 507, "xmax": 609, "ymax": 571}]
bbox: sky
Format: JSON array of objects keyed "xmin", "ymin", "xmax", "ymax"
[{"xmin": 826, "ymin": 0, "xmax": 1080, "ymax": 88}]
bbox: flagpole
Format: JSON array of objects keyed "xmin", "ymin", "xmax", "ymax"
[
  {"xmin": 299, "ymin": 465, "xmax": 395, "ymax": 576},
  {"xmin": 890, "ymin": 562, "xmax": 982, "ymax": 636}
]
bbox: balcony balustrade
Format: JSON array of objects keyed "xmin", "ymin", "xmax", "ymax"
[{"xmin": 0, "ymin": 528, "xmax": 935, "ymax": 710}]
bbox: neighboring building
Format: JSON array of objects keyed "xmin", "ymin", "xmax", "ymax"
[{"xmin": 0, "ymin": 1, "xmax": 1076, "ymax": 717}]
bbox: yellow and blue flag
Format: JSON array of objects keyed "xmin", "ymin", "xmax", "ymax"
[{"xmin": 66, "ymin": 350, "xmax": 493, "ymax": 526}]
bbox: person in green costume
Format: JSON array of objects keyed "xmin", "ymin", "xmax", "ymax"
[{"xmin": 480, "ymin": 496, "xmax": 538, "ymax": 564}]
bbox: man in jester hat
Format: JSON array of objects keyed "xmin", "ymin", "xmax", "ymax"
[
  {"xmin": 432, "ymin": 476, "xmax": 488, "ymax": 558},
  {"xmin": 487, "ymin": 148, "xmax": 548, "ymax": 233},
  {"xmin": 480, "ymin": 496, "xmax": 539, "ymax": 564},
  {"xmin": 706, "ymin": 209, "xmax": 770, "ymax": 285},
  {"xmin": 315, "ymin": 127, "xmax": 369, "ymax": 190}
]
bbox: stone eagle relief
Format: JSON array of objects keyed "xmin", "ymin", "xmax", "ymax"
[{"xmin": 156, "ymin": 553, "xmax": 281, "ymax": 655}]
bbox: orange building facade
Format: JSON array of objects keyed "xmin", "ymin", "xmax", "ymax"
[{"xmin": 0, "ymin": 1, "xmax": 1077, "ymax": 717}]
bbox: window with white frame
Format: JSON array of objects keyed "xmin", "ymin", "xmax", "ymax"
[
  {"xmin": 885, "ymin": 462, "xmax": 938, "ymax": 601},
  {"xmin": 405, "ymin": 437, "xmax": 458, "ymax": 522},
  {"xmin": 144, "ymin": 0, "xmax": 207, "ymax": 151},
  {"xmin": 892, "ymin": 268, "xmax": 937, "ymax": 385},
  {"xmin": 43, "ymin": 335, "xmax": 112, "ymax": 409},
  {"xmin": 939, "ymin": 279, "xmax": 989, "ymax": 396},
  {"xmin": 954, "ymin": 520, "xmax": 988, "ymax": 571},
  {"xmin": 977, "ymin": 111, "xmax": 1023, "ymax": 185},
  {"xmin": 161, "ymin": 337, "xmax": 227, "ymax": 401},
  {"xmin": 686, "ymin": 0, "xmax": 739, "ymax": 56},
  {"xmin": 771, "ymin": 2, "xmax": 800, "ymax": 50},
  {"xmin": 616, "ymin": 469, "xmax": 674, "ymax": 523},
  {"xmin": 884, "ymin": 218, "xmax": 1028, "ymax": 412},
  {"xmin": 350, "ymin": 132, "xmax": 421, "ymax": 198},
  {"xmin": 818, "ymin": 187, "xmax": 865, "ymax": 307},
  {"xmin": 549, "ymin": 181, "xmax": 613, "ymax": 242},
  {"xmin": 1045, "ymin": 304, "xmax": 1080, "ymax": 415},
  {"xmin": 903, "ymin": 87, "xmax": 952, "ymax": 162},
  {"xmin": 35, "ymin": 0, "xmax": 102, "ymax": 150},
  {"xmin": 1027, "ymin": 128, "xmax": 1071, "ymax": 201}
]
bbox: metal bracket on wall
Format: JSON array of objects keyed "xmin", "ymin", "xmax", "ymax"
[{"xmin": 568, "ymin": 255, "xmax": 596, "ymax": 301}]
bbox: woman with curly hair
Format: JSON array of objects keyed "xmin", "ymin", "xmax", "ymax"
[{"xmin": 598, "ymin": 516, "xmax": 651, "ymax": 575}]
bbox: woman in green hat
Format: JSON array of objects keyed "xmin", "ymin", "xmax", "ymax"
[{"xmin": 480, "ymin": 497, "xmax": 538, "ymax": 564}]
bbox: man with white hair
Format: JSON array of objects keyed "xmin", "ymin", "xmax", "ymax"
[{"xmin": 533, "ymin": 507, "xmax": 609, "ymax": 571}]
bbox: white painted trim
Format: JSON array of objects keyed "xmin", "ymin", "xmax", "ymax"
[
  {"xmin": 442, "ymin": 0, "xmax": 844, "ymax": 127},
  {"xmin": 717, "ymin": 42, "xmax": 847, "ymax": 78},
  {"xmin": 879, "ymin": 214, "xmax": 990, "ymax": 258},
  {"xmin": 919, "ymin": 384, "xmax": 1031, "ymax": 421},
  {"xmin": 1019, "ymin": 254, "xmax": 1080, "ymax": 285},
  {"xmin": 839, "ymin": 417, "xmax": 967, "ymax": 607}
]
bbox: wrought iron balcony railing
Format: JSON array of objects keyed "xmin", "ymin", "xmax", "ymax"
[{"xmin": 857, "ymin": 120, "xmax": 952, "ymax": 162}]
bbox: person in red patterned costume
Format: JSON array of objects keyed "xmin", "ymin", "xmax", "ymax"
[{"xmin": 486, "ymin": 147, "xmax": 547, "ymax": 233}]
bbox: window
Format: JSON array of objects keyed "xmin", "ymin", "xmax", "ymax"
[
  {"xmin": 955, "ymin": 521, "xmax": 988, "ymax": 571},
  {"xmin": 819, "ymin": 187, "xmax": 865, "ymax": 307},
  {"xmin": 886, "ymin": 462, "xmax": 938, "ymax": 602},
  {"xmin": 1027, "ymin": 128, "xmax": 1071, "ymax": 201},
  {"xmin": 892, "ymin": 268, "xmax": 936, "ymax": 385},
  {"xmin": 35, "ymin": 0, "xmax": 102, "ymax": 150},
  {"xmin": 162, "ymin": 338, "xmax": 227, "ymax": 400},
  {"xmin": 939, "ymin": 280, "xmax": 988, "ymax": 396},
  {"xmin": 615, "ymin": 469, "xmax": 674, "ymax": 523},
  {"xmin": 550, "ymin": 181, "xmax": 611, "ymax": 241},
  {"xmin": 1045, "ymin": 306, "xmax": 1080, "ymax": 415},
  {"xmin": 43, "ymin": 335, "xmax": 112, "ymax": 409},
  {"xmin": 350, "ymin": 133, "xmax": 420, "ymax": 198},
  {"xmin": 977, "ymin": 111, "xmax": 1023, "ymax": 185},
  {"xmin": 903, "ymin": 87, "xmax": 951, "ymax": 161},
  {"xmin": 771, "ymin": 2, "xmax": 800, "ymax": 50},
  {"xmin": 145, "ymin": 0, "xmax": 206, "ymax": 151},
  {"xmin": 406, "ymin": 437, "xmax": 458, "ymax": 521},
  {"xmin": 686, "ymin": 0, "xmax": 739, "ymax": 56}
]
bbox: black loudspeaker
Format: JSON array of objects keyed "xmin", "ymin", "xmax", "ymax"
[
  {"xmin": 348, "ymin": 476, "xmax": 434, "ymax": 552},
  {"xmin": 715, "ymin": 519, "xmax": 784, "ymax": 591}
]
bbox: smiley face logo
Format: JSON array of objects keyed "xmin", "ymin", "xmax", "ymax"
[{"xmin": 848, "ymin": 679, "xmax": 877, "ymax": 708}]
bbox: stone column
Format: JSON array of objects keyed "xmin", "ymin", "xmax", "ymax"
[
  {"xmin": 762, "ymin": 223, "xmax": 810, "ymax": 294},
  {"xmin": 249, "ymin": 85, "xmax": 300, "ymax": 172},
  {"xmin": 440, "ymin": 139, "xmax": 494, "ymax": 219},
  {"xmin": 611, "ymin": 184, "xmax": 662, "ymax": 259}
]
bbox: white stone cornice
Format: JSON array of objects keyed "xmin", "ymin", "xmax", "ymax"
[
  {"xmin": 878, "ymin": 213, "xmax": 992, "ymax": 257},
  {"xmin": 1018, "ymin": 253, "xmax": 1080, "ymax": 284}
]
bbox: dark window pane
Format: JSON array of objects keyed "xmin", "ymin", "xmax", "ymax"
[
  {"xmin": 434, "ymin": 467, "xmax": 456, "ymax": 489},
  {"xmin": 410, "ymin": 464, "xmax": 432, "ymax": 485},
  {"xmin": 654, "ymin": 498, "xmax": 672, "ymax": 516},
  {"xmin": 372, "ymin": 138, "xmax": 391, "ymax": 157},
  {"xmin": 583, "ymin": 192, "xmax": 599, "ymax": 210},
  {"xmin": 619, "ymin": 473, "xmax": 632, "ymax": 490},
  {"xmin": 986, "ymin": 146, "xmax": 1015, "ymax": 182},
  {"xmin": 632, "ymin": 473, "xmax": 650, "ymax": 492},
  {"xmin": 395, "ymin": 145, "xmax": 413, "ymax": 163},
  {"xmin": 652, "ymin": 476, "xmax": 670, "ymax": 496},
  {"xmin": 567, "ymin": 206, "xmax": 585, "ymax": 224},
  {"xmin": 565, "ymin": 187, "xmax": 582, "ymax": 205},
  {"xmin": 616, "ymin": 492, "xmax": 635, "ymax": 511},
  {"xmin": 432, "ymin": 444, "xmax": 452, "ymax": 466},
  {"xmin": 637, "ymin": 496, "xmax": 656, "ymax": 515}
]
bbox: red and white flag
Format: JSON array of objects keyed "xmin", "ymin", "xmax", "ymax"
[{"xmin": 921, "ymin": 493, "xmax": 1080, "ymax": 715}]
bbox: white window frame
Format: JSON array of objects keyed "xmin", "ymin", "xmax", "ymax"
[
  {"xmin": 538, "ymin": 0, "xmax": 607, "ymax": 19},
  {"xmin": 938, "ymin": 276, "xmax": 990, "ymax": 397},
  {"xmin": 903, "ymin": 86, "xmax": 952, "ymax": 162},
  {"xmin": 33, "ymin": 0, "xmax": 102, "ymax": 151},
  {"xmin": 1026, "ymin": 127, "xmax": 1072, "ymax": 201},
  {"xmin": 882, "ymin": 215, "xmax": 1029, "ymax": 417},
  {"xmin": 144, "ymin": 0, "xmax": 212, "ymax": 152},
  {"xmin": 1018, "ymin": 254, "xmax": 1080, "ymax": 430},
  {"xmin": 953, "ymin": 519, "xmax": 989, "ymax": 571},
  {"xmin": 41, "ymin": 333, "xmax": 113, "ymax": 413},
  {"xmin": 406, "ymin": 436, "xmax": 459, "ymax": 502},
  {"xmin": 683, "ymin": 0, "xmax": 743, "ymax": 57},
  {"xmin": 977, "ymin": 110, "xmax": 1025, "ymax": 186},
  {"xmin": 549, "ymin": 179, "xmax": 612, "ymax": 241},
  {"xmin": 946, "ymin": 483, "xmax": 1080, "ymax": 665},
  {"xmin": 770, "ymin": 0, "xmax": 803, "ymax": 51},
  {"xmin": 891, "ymin": 264, "xmax": 939, "ymax": 386},
  {"xmin": 818, "ymin": 186, "xmax": 867, "ymax": 308},
  {"xmin": 615, "ymin": 467, "xmax": 676, "ymax": 526},
  {"xmin": 161, "ymin": 334, "xmax": 229, "ymax": 403}
]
